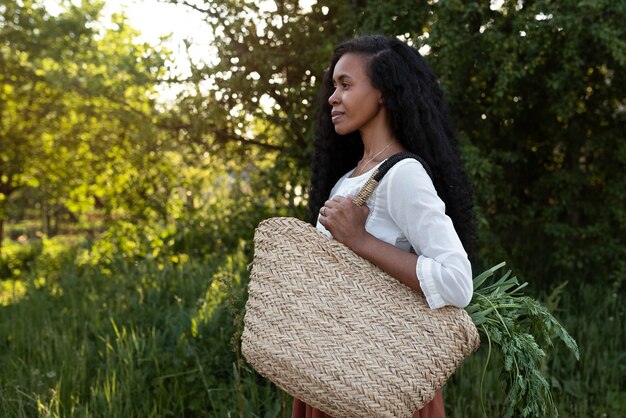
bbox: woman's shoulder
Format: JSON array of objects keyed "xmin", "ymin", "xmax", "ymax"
[
  {"xmin": 379, "ymin": 155, "xmax": 443, "ymax": 213},
  {"xmin": 378, "ymin": 155, "xmax": 439, "ymax": 203},
  {"xmin": 384, "ymin": 156, "xmax": 433, "ymax": 184}
]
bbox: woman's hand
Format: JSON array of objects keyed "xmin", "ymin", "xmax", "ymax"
[
  {"xmin": 320, "ymin": 196, "xmax": 422, "ymax": 293},
  {"xmin": 319, "ymin": 194, "xmax": 423, "ymax": 295},
  {"xmin": 318, "ymin": 195, "xmax": 371, "ymax": 251}
]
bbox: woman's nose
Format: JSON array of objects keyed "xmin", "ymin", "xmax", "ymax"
[{"xmin": 328, "ymin": 88, "xmax": 339, "ymax": 106}]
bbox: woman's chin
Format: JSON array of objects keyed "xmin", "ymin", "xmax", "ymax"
[{"xmin": 333, "ymin": 125, "xmax": 355, "ymax": 136}]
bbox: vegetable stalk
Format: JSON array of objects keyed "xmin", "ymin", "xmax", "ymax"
[{"xmin": 466, "ymin": 262, "xmax": 580, "ymax": 417}]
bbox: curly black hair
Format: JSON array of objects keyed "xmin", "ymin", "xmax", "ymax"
[{"xmin": 308, "ymin": 34, "xmax": 477, "ymax": 260}]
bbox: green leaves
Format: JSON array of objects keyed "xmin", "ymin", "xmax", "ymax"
[
  {"xmin": 428, "ymin": 0, "xmax": 626, "ymax": 286},
  {"xmin": 468, "ymin": 263, "xmax": 579, "ymax": 417},
  {"xmin": 0, "ymin": 0, "xmax": 170, "ymax": 241},
  {"xmin": 164, "ymin": 0, "xmax": 626, "ymax": 289}
]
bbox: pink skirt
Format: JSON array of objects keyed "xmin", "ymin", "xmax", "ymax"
[{"xmin": 291, "ymin": 389, "xmax": 445, "ymax": 418}]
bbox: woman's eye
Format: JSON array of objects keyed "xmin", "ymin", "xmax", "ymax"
[{"xmin": 332, "ymin": 83, "xmax": 350, "ymax": 90}]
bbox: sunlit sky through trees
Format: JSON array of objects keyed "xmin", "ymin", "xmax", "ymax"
[{"xmin": 43, "ymin": 0, "xmax": 317, "ymax": 103}]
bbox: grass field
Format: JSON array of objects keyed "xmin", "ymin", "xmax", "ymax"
[{"xmin": 0, "ymin": 236, "xmax": 623, "ymax": 417}]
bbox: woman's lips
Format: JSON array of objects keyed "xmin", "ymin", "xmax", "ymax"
[{"xmin": 331, "ymin": 111, "xmax": 344, "ymax": 122}]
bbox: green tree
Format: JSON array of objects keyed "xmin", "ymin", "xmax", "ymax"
[
  {"xmin": 164, "ymin": 0, "xmax": 365, "ymax": 219},
  {"xmin": 423, "ymin": 0, "xmax": 626, "ymax": 285},
  {"xmin": 0, "ymin": 0, "xmax": 170, "ymax": 247},
  {"xmin": 169, "ymin": 0, "xmax": 625, "ymax": 286}
]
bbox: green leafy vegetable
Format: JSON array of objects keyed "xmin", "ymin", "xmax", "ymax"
[{"xmin": 466, "ymin": 263, "xmax": 580, "ymax": 417}]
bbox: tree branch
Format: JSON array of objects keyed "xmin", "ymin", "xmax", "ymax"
[{"xmin": 213, "ymin": 128, "xmax": 284, "ymax": 151}]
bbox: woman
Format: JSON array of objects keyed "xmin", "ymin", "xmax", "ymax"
[{"xmin": 292, "ymin": 35, "xmax": 477, "ymax": 418}]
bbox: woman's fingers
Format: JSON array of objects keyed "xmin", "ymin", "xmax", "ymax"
[
  {"xmin": 320, "ymin": 195, "xmax": 369, "ymax": 243},
  {"xmin": 325, "ymin": 196, "xmax": 344, "ymax": 207},
  {"xmin": 321, "ymin": 195, "xmax": 346, "ymax": 218},
  {"xmin": 324, "ymin": 195, "xmax": 351, "ymax": 211}
]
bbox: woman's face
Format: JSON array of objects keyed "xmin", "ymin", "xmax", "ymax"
[{"xmin": 328, "ymin": 53, "xmax": 383, "ymax": 135}]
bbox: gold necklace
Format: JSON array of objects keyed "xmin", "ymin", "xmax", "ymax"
[{"xmin": 353, "ymin": 141, "xmax": 396, "ymax": 177}]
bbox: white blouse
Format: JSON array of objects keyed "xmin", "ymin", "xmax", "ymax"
[{"xmin": 316, "ymin": 158, "xmax": 473, "ymax": 309}]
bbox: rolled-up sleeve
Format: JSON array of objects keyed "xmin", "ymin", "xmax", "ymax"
[{"xmin": 385, "ymin": 160, "xmax": 473, "ymax": 309}]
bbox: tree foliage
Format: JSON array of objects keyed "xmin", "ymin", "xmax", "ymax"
[
  {"xmin": 2, "ymin": 0, "xmax": 624, "ymax": 284},
  {"xmin": 426, "ymin": 0, "xmax": 626, "ymax": 284},
  {"xmin": 0, "ymin": 0, "xmax": 169, "ymax": 243},
  {"xmin": 168, "ymin": 0, "xmax": 625, "ymax": 286},
  {"xmin": 163, "ymin": 0, "xmax": 364, "ymax": 217}
]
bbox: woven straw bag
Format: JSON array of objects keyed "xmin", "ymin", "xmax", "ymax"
[{"xmin": 242, "ymin": 153, "xmax": 480, "ymax": 418}]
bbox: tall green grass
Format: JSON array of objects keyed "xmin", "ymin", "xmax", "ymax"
[
  {"xmin": 0, "ymin": 235, "xmax": 623, "ymax": 417},
  {"xmin": 0, "ymin": 238, "xmax": 283, "ymax": 417}
]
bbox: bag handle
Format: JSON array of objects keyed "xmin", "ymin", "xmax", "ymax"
[{"xmin": 352, "ymin": 152, "xmax": 433, "ymax": 207}]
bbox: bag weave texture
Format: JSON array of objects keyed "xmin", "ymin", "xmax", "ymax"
[{"xmin": 242, "ymin": 217, "xmax": 480, "ymax": 418}]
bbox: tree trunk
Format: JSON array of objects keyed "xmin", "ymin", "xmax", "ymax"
[
  {"xmin": 0, "ymin": 218, "xmax": 4, "ymax": 257},
  {"xmin": 53, "ymin": 207, "xmax": 60, "ymax": 236},
  {"xmin": 42, "ymin": 199, "xmax": 50, "ymax": 236}
]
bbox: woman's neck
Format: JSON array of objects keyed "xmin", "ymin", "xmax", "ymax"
[
  {"xmin": 359, "ymin": 121, "xmax": 397, "ymax": 157},
  {"xmin": 350, "ymin": 119, "xmax": 403, "ymax": 177}
]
